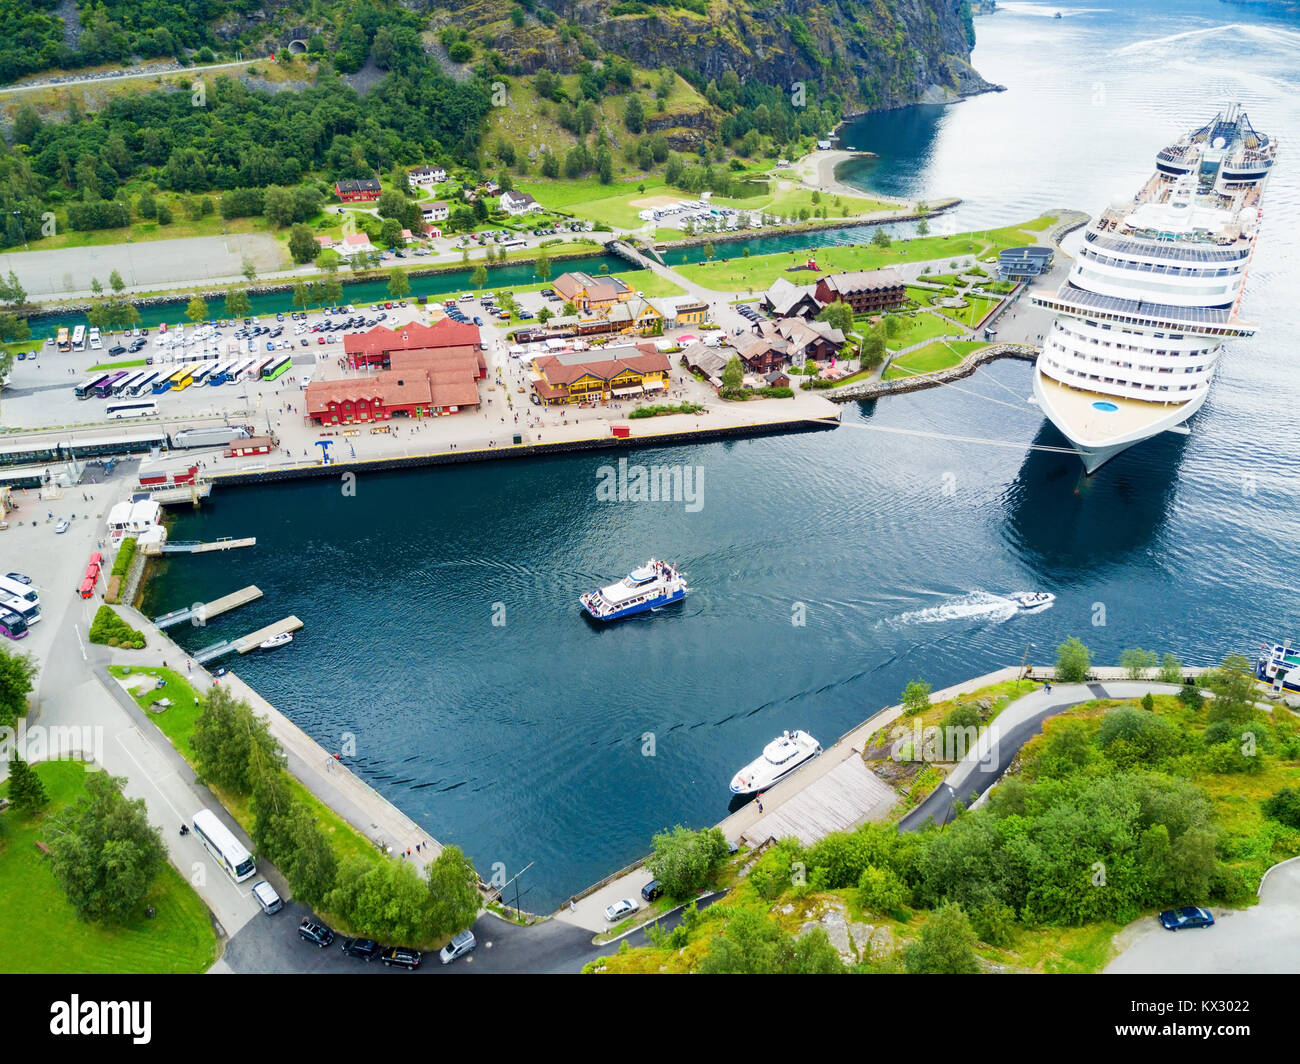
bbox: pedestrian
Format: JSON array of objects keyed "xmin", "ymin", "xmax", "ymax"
[
  {"xmin": 1045, "ymin": 680, "xmax": 1052, "ymax": 693},
  {"xmin": 187, "ymin": 659, "xmax": 192, "ymax": 674},
  {"xmin": 756, "ymin": 793, "xmax": 763, "ymax": 813}
]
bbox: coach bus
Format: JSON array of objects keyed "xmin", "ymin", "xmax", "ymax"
[
  {"xmin": 71, "ymin": 325, "xmax": 86, "ymax": 351},
  {"xmin": 75, "ymin": 374, "xmax": 112, "ymax": 399},
  {"xmin": 191, "ymin": 808, "xmax": 256, "ymax": 883},
  {"xmin": 262, "ymin": 356, "xmax": 292, "ymax": 381},
  {"xmin": 129, "ymin": 371, "xmax": 160, "ymax": 396},
  {"xmin": 0, "ymin": 575, "xmax": 38, "ymax": 605},
  {"xmin": 105, "ymin": 399, "xmax": 158, "ymax": 420},
  {"xmin": 94, "ymin": 371, "xmax": 128, "ymax": 398},
  {"xmin": 56, "ymin": 327, "xmax": 70, "ymax": 353}
]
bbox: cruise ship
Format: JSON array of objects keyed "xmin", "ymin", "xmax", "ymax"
[{"xmin": 1031, "ymin": 104, "xmax": 1276, "ymax": 472}]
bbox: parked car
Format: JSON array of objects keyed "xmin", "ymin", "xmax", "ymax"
[
  {"xmin": 439, "ymin": 930, "xmax": 477, "ymax": 965},
  {"xmin": 108, "ymin": 345, "xmax": 127, "ymax": 356},
  {"xmin": 251, "ymin": 881, "xmax": 283, "ymax": 915},
  {"xmin": 380, "ymin": 946, "xmax": 422, "ymax": 969},
  {"xmin": 298, "ymin": 918, "xmax": 335, "ymax": 947},
  {"xmin": 640, "ymin": 880, "xmax": 664, "ymax": 903},
  {"xmin": 54, "ymin": 520, "xmax": 70, "ymax": 534},
  {"xmin": 340, "ymin": 937, "xmax": 381, "ymax": 961},
  {"xmin": 1158, "ymin": 906, "xmax": 1215, "ymax": 931},
  {"xmin": 604, "ymin": 898, "xmax": 638, "ymax": 922},
  {"xmin": 5, "ymin": 572, "xmax": 32, "ymax": 585}
]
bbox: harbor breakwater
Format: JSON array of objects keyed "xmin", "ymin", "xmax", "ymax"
[{"xmin": 828, "ymin": 342, "xmax": 1039, "ymax": 402}]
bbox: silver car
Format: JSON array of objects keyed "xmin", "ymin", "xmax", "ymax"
[
  {"xmin": 439, "ymin": 929, "xmax": 477, "ymax": 964},
  {"xmin": 251, "ymin": 880, "xmax": 283, "ymax": 915},
  {"xmin": 603, "ymin": 898, "xmax": 638, "ymax": 922}
]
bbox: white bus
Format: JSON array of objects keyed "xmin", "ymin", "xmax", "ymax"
[
  {"xmin": 2, "ymin": 595, "xmax": 41, "ymax": 626},
  {"xmin": 105, "ymin": 398, "xmax": 158, "ymax": 419},
  {"xmin": 72, "ymin": 325, "xmax": 86, "ymax": 351},
  {"xmin": 0, "ymin": 575, "xmax": 38, "ymax": 604},
  {"xmin": 191, "ymin": 808, "xmax": 256, "ymax": 882},
  {"xmin": 130, "ymin": 371, "xmax": 160, "ymax": 396},
  {"xmin": 112, "ymin": 372, "xmax": 143, "ymax": 396}
]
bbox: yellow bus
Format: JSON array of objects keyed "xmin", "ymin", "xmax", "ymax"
[
  {"xmin": 56, "ymin": 327, "xmax": 70, "ymax": 352},
  {"xmin": 171, "ymin": 363, "xmax": 199, "ymax": 391}
]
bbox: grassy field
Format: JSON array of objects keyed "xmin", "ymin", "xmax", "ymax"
[
  {"xmin": 932, "ymin": 295, "xmax": 1001, "ymax": 330},
  {"xmin": 0, "ymin": 761, "xmax": 220, "ymax": 974},
  {"xmin": 674, "ymin": 217, "xmax": 1050, "ymax": 294},
  {"xmin": 885, "ymin": 311, "xmax": 962, "ymax": 351},
  {"xmin": 883, "ymin": 340, "xmax": 987, "ymax": 380}
]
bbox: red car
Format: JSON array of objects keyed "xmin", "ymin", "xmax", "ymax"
[{"xmin": 317, "ymin": 336, "xmax": 325, "ymax": 344}]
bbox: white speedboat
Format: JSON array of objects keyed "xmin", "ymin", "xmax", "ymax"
[
  {"xmin": 1009, "ymin": 591, "xmax": 1055, "ymax": 611},
  {"xmin": 729, "ymin": 730, "xmax": 821, "ymax": 795},
  {"xmin": 259, "ymin": 632, "xmax": 293, "ymax": 650}
]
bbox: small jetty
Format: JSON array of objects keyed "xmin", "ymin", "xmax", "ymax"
[
  {"xmin": 149, "ymin": 481, "xmax": 213, "ymax": 506},
  {"xmin": 152, "ymin": 585, "xmax": 262, "ymax": 629},
  {"xmin": 194, "ymin": 615, "xmax": 303, "ymax": 664},
  {"xmin": 142, "ymin": 536, "xmax": 256, "ymax": 556}
]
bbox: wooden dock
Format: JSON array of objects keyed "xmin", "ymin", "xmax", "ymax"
[
  {"xmin": 234, "ymin": 616, "xmax": 303, "ymax": 654},
  {"xmin": 142, "ymin": 536, "xmax": 256, "ymax": 556},
  {"xmin": 740, "ymin": 752, "xmax": 898, "ymax": 848},
  {"xmin": 153, "ymin": 585, "xmax": 262, "ymax": 629}
]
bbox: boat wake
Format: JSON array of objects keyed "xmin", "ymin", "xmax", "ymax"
[{"xmin": 892, "ymin": 591, "xmax": 1052, "ymax": 626}]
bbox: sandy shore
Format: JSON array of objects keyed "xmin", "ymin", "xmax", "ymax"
[{"xmin": 792, "ymin": 150, "xmax": 909, "ymax": 206}]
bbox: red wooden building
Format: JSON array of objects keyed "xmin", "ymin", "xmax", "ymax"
[
  {"xmin": 345, "ymin": 320, "xmax": 485, "ymax": 370},
  {"xmin": 334, "ymin": 178, "xmax": 382, "ymax": 203}
]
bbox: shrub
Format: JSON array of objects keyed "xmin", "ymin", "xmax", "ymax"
[
  {"xmin": 904, "ymin": 901, "xmax": 979, "ymax": 974},
  {"xmin": 1262, "ymin": 787, "xmax": 1300, "ymax": 830},
  {"xmin": 857, "ymin": 864, "xmax": 908, "ymax": 915},
  {"xmin": 111, "ymin": 537, "xmax": 137, "ymax": 577},
  {"xmin": 1055, "ymin": 636, "xmax": 1092, "ymax": 682},
  {"xmin": 88, "ymin": 605, "xmax": 145, "ymax": 649}
]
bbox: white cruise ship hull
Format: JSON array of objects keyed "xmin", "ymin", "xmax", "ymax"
[{"xmin": 1033, "ymin": 367, "xmax": 1208, "ymax": 474}]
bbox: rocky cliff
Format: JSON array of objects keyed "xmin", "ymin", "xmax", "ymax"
[{"xmin": 445, "ymin": 0, "xmax": 997, "ymax": 112}]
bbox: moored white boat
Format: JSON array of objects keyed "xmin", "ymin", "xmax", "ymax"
[
  {"xmin": 259, "ymin": 632, "xmax": 293, "ymax": 650},
  {"xmin": 729, "ymin": 730, "xmax": 822, "ymax": 795}
]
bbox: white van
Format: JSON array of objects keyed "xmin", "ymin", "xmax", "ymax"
[{"xmin": 252, "ymin": 880, "xmax": 283, "ymax": 915}]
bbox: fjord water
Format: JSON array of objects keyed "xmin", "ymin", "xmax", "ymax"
[{"xmin": 146, "ymin": 0, "xmax": 1300, "ymax": 908}]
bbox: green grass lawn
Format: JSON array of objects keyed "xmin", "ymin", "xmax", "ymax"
[
  {"xmin": 88, "ymin": 358, "xmax": 148, "ymax": 371},
  {"xmin": 674, "ymin": 217, "xmax": 1050, "ymax": 294},
  {"xmin": 883, "ymin": 340, "xmax": 987, "ymax": 380},
  {"xmin": 0, "ymin": 761, "xmax": 220, "ymax": 974},
  {"xmin": 885, "ymin": 311, "xmax": 961, "ymax": 351},
  {"xmin": 932, "ymin": 295, "xmax": 1001, "ymax": 330}
]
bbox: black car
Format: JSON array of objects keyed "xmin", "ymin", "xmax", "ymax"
[
  {"xmin": 340, "ymin": 937, "xmax": 381, "ymax": 961},
  {"xmin": 298, "ymin": 918, "xmax": 335, "ymax": 948},
  {"xmin": 5, "ymin": 572, "xmax": 32, "ymax": 585},
  {"xmin": 641, "ymin": 879, "xmax": 664, "ymax": 902},
  {"xmin": 108, "ymin": 345, "xmax": 127, "ymax": 356},
  {"xmin": 380, "ymin": 946, "xmax": 421, "ymax": 969}
]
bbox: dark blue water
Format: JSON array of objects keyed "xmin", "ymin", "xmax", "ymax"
[{"xmin": 145, "ymin": 0, "xmax": 1300, "ymax": 909}]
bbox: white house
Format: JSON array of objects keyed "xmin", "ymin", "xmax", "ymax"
[
  {"xmin": 338, "ymin": 232, "xmax": 375, "ymax": 259},
  {"xmin": 499, "ymin": 190, "xmax": 542, "ymax": 216},
  {"xmin": 422, "ymin": 200, "xmax": 450, "ymax": 223},
  {"xmin": 408, "ymin": 166, "xmax": 446, "ymax": 189}
]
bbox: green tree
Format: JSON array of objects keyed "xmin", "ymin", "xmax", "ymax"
[
  {"xmin": 703, "ymin": 241, "xmax": 715, "ymax": 261},
  {"xmin": 388, "ymin": 270, "xmax": 411, "ymax": 300},
  {"xmin": 321, "ymin": 275, "xmax": 343, "ymax": 307},
  {"xmin": 326, "ymin": 856, "xmax": 431, "ymax": 943},
  {"xmin": 471, "ymin": 264, "xmax": 489, "ymax": 289},
  {"xmin": 904, "ymin": 901, "xmax": 979, "ymax": 974},
  {"xmin": 1055, "ymin": 636, "xmax": 1092, "ymax": 682},
  {"xmin": 699, "ymin": 906, "xmax": 843, "ymax": 974},
  {"xmin": 109, "ymin": 270, "xmax": 125, "ymax": 295},
  {"xmin": 624, "ymin": 94, "xmax": 645, "ymax": 134},
  {"xmin": 721, "ymin": 354, "xmax": 743, "ymax": 390},
  {"xmin": 1158, "ymin": 653, "xmax": 1183, "ymax": 685},
  {"xmin": 646, "ymin": 824, "xmax": 730, "ymax": 898},
  {"xmin": 1119, "ymin": 647, "xmax": 1157, "ymax": 680},
  {"xmin": 426, "ymin": 845, "xmax": 481, "ymax": 937},
  {"xmin": 288, "ymin": 224, "xmax": 319, "ymax": 264},
  {"xmin": 871, "ymin": 227, "xmax": 892, "ymax": 248},
  {"xmin": 137, "ymin": 190, "xmax": 157, "ymax": 219},
  {"xmin": 278, "ymin": 804, "xmax": 338, "ymax": 908},
  {"xmin": 292, "ymin": 282, "xmax": 310, "ymax": 312},
  {"xmin": 857, "ymin": 864, "xmax": 907, "ymax": 914},
  {"xmin": 6, "ymin": 754, "xmax": 49, "ymax": 813},
  {"xmin": 902, "ymin": 678, "xmax": 932, "ymax": 716},
  {"xmin": 48, "ymin": 771, "xmax": 166, "ymax": 924},
  {"xmin": 1204, "ymin": 654, "xmax": 1259, "ymax": 727},
  {"xmin": 817, "ymin": 300, "xmax": 854, "ymax": 335},
  {"xmin": 224, "ymin": 287, "xmax": 251, "ymax": 320},
  {"xmin": 859, "ymin": 326, "xmax": 886, "ymax": 368},
  {"xmin": 185, "ymin": 295, "xmax": 208, "ymax": 323},
  {"xmin": 534, "ymin": 251, "xmax": 551, "ymax": 282},
  {"xmin": 916, "ymin": 218, "xmax": 930, "ymax": 236},
  {"xmin": 537, "ymin": 306, "xmax": 552, "ymax": 325},
  {"xmin": 0, "ymin": 646, "xmax": 38, "ymax": 728},
  {"xmin": 190, "ymin": 687, "xmax": 284, "ymax": 796},
  {"xmin": 156, "ymin": 203, "xmax": 173, "ymax": 225},
  {"xmin": 242, "ymin": 259, "xmax": 258, "ymax": 284},
  {"xmin": 1262, "ymin": 786, "xmax": 1300, "ymax": 830}
]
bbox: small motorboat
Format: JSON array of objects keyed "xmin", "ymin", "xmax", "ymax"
[
  {"xmin": 259, "ymin": 632, "xmax": 293, "ymax": 650},
  {"xmin": 730, "ymin": 730, "xmax": 822, "ymax": 794},
  {"xmin": 1010, "ymin": 591, "xmax": 1056, "ymax": 611}
]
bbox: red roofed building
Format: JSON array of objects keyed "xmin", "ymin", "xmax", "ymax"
[
  {"xmin": 334, "ymin": 178, "xmax": 382, "ymax": 202},
  {"xmin": 345, "ymin": 319, "xmax": 484, "ymax": 370},
  {"xmin": 531, "ymin": 343, "xmax": 671, "ymax": 404},
  {"xmin": 306, "ymin": 367, "xmax": 480, "ymax": 424}
]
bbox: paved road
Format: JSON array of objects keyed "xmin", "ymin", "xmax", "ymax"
[
  {"xmin": 218, "ymin": 893, "xmax": 725, "ymax": 974},
  {"xmin": 899, "ymin": 681, "xmax": 1186, "ymax": 832},
  {"xmin": 1106, "ymin": 859, "xmax": 1300, "ymax": 974}
]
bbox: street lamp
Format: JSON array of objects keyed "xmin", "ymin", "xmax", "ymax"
[{"xmin": 1017, "ymin": 641, "xmax": 1036, "ymax": 690}]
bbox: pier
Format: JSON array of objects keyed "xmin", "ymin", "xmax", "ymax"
[
  {"xmin": 142, "ymin": 536, "xmax": 256, "ymax": 556},
  {"xmin": 152, "ymin": 585, "xmax": 262, "ymax": 628},
  {"xmin": 193, "ymin": 615, "xmax": 302, "ymax": 663},
  {"xmin": 149, "ymin": 481, "xmax": 213, "ymax": 506}
]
